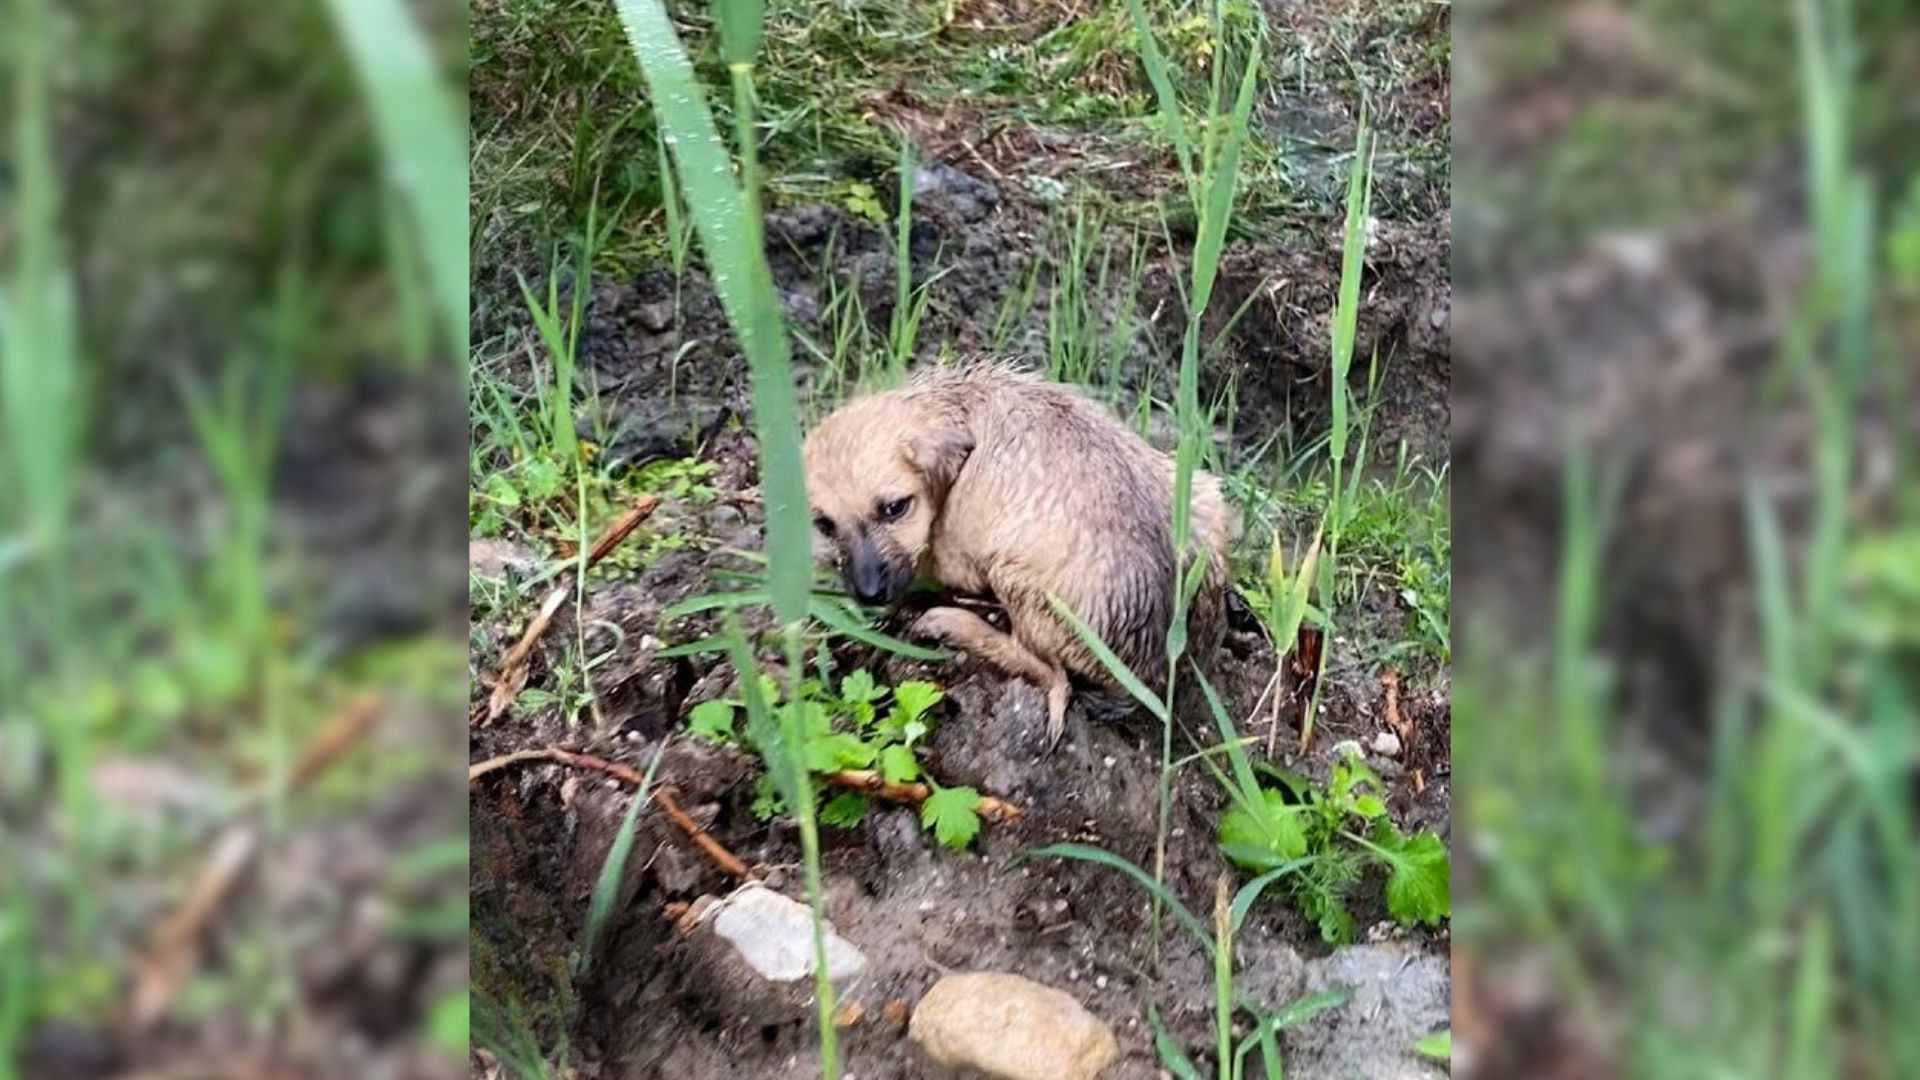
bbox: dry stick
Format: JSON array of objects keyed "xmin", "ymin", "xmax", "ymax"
[
  {"xmin": 824, "ymin": 769, "xmax": 1022, "ymax": 823},
  {"xmin": 481, "ymin": 495, "xmax": 662, "ymax": 723},
  {"xmin": 129, "ymin": 695, "xmax": 384, "ymax": 1030},
  {"xmin": 1381, "ymin": 668, "xmax": 1409, "ymax": 743},
  {"xmin": 468, "ymin": 746, "xmax": 750, "ymax": 879}
]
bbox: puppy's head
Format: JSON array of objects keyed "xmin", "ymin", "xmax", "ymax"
[{"xmin": 802, "ymin": 395, "xmax": 973, "ymax": 607}]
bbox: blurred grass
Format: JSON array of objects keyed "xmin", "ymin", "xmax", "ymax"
[
  {"xmin": 0, "ymin": 0, "xmax": 467, "ymax": 1073},
  {"xmin": 1456, "ymin": 0, "xmax": 1920, "ymax": 1073}
]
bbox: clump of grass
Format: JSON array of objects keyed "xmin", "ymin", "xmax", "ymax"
[
  {"xmin": 1461, "ymin": 0, "xmax": 1919, "ymax": 1072},
  {"xmin": 1098, "ymin": 0, "xmax": 1265, "ymax": 959}
]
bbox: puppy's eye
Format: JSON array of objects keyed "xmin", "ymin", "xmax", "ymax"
[
  {"xmin": 813, "ymin": 515, "xmax": 836, "ymax": 538},
  {"xmin": 877, "ymin": 496, "xmax": 913, "ymax": 523}
]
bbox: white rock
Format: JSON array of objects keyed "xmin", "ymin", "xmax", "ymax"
[
  {"xmin": 1370, "ymin": 731, "xmax": 1403, "ymax": 758},
  {"xmin": 701, "ymin": 883, "xmax": 868, "ymax": 983},
  {"xmin": 910, "ymin": 971, "xmax": 1119, "ymax": 1080}
]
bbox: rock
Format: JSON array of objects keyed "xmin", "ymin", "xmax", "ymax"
[
  {"xmin": 1284, "ymin": 944, "xmax": 1449, "ymax": 1080},
  {"xmin": 701, "ymin": 882, "xmax": 868, "ymax": 983},
  {"xmin": 911, "ymin": 163, "xmax": 998, "ymax": 225},
  {"xmin": 909, "ymin": 971, "xmax": 1119, "ymax": 1080},
  {"xmin": 469, "ymin": 537, "xmax": 537, "ymax": 582},
  {"xmin": 1370, "ymin": 730, "xmax": 1404, "ymax": 758}
]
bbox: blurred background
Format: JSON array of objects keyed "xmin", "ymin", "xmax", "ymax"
[
  {"xmin": 1, "ymin": 2, "xmax": 468, "ymax": 1078},
  {"xmin": 1454, "ymin": 0, "xmax": 1918, "ymax": 1075}
]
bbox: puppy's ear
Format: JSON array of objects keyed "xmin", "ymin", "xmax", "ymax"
[{"xmin": 907, "ymin": 425, "xmax": 974, "ymax": 495}]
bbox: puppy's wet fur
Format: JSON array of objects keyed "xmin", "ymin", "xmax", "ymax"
[{"xmin": 803, "ymin": 362, "xmax": 1233, "ymax": 745}]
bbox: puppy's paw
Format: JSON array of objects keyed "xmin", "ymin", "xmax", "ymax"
[{"xmin": 909, "ymin": 606, "xmax": 978, "ymax": 648}]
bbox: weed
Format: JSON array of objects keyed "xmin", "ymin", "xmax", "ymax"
[{"xmin": 689, "ymin": 666, "xmax": 986, "ymax": 850}]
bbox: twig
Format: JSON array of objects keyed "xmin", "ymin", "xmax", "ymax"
[
  {"xmin": 468, "ymin": 745, "xmax": 749, "ymax": 879},
  {"xmin": 825, "ymin": 769, "xmax": 1022, "ymax": 823},
  {"xmin": 653, "ymin": 785, "xmax": 749, "ymax": 879},
  {"xmin": 481, "ymin": 495, "xmax": 661, "ymax": 724},
  {"xmin": 129, "ymin": 695, "xmax": 384, "ymax": 1031},
  {"xmin": 1381, "ymin": 668, "xmax": 1411, "ymax": 745}
]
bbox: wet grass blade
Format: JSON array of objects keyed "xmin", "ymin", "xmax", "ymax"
[
  {"xmin": 611, "ymin": 0, "xmax": 810, "ymax": 626},
  {"xmin": 1122, "ymin": 0, "xmax": 1196, "ymax": 200},
  {"xmin": 575, "ymin": 743, "xmax": 665, "ymax": 978},
  {"xmin": 323, "ymin": 0, "xmax": 468, "ymax": 360},
  {"xmin": 1048, "ymin": 594, "xmax": 1170, "ymax": 722},
  {"xmin": 807, "ymin": 597, "xmax": 950, "ymax": 660},
  {"xmin": 1013, "ymin": 843, "xmax": 1212, "ymax": 951}
]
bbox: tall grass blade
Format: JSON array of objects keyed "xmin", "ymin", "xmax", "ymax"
[
  {"xmin": 722, "ymin": 618, "xmax": 838, "ymax": 1076},
  {"xmin": 323, "ymin": 0, "xmax": 469, "ymax": 360},
  {"xmin": 575, "ymin": 744, "xmax": 666, "ymax": 977},
  {"xmin": 1013, "ymin": 843, "xmax": 1212, "ymax": 950},
  {"xmin": 611, "ymin": 0, "xmax": 810, "ymax": 625},
  {"xmin": 891, "ymin": 136, "xmax": 917, "ymax": 373},
  {"xmin": 1122, "ymin": 0, "xmax": 1196, "ymax": 200}
]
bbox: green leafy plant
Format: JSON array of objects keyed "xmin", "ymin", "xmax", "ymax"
[
  {"xmin": 1218, "ymin": 743, "xmax": 1449, "ymax": 942},
  {"xmin": 688, "ymin": 668, "xmax": 987, "ymax": 850},
  {"xmin": 1413, "ymin": 1028, "xmax": 1451, "ymax": 1063}
]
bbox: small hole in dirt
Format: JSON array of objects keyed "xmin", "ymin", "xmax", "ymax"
[{"xmin": 759, "ymin": 1024, "xmax": 781, "ymax": 1045}]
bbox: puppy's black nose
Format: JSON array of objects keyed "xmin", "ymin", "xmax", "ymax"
[
  {"xmin": 851, "ymin": 564, "xmax": 889, "ymax": 605},
  {"xmin": 848, "ymin": 537, "xmax": 892, "ymax": 605}
]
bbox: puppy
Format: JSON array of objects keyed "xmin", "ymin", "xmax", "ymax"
[{"xmin": 802, "ymin": 362, "xmax": 1233, "ymax": 745}]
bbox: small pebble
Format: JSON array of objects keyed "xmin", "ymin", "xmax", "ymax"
[{"xmin": 1370, "ymin": 731, "xmax": 1403, "ymax": 758}]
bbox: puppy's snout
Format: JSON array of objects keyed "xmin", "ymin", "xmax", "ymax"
[{"xmin": 846, "ymin": 535, "xmax": 903, "ymax": 606}]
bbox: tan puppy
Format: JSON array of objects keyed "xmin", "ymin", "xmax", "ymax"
[{"xmin": 802, "ymin": 362, "xmax": 1233, "ymax": 745}]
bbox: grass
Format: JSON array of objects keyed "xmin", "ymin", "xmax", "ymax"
[
  {"xmin": 2, "ymin": 0, "xmax": 468, "ymax": 1069},
  {"xmin": 1458, "ymin": 0, "xmax": 1920, "ymax": 1073}
]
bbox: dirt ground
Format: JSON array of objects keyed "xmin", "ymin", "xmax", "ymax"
[{"xmin": 469, "ymin": 2, "xmax": 1452, "ymax": 1077}]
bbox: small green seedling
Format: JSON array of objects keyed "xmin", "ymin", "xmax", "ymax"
[{"xmin": 686, "ymin": 669, "xmax": 985, "ymax": 850}]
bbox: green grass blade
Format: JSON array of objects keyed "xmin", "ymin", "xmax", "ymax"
[
  {"xmin": 1122, "ymin": 0, "xmax": 1195, "ymax": 198},
  {"xmin": 472, "ymin": 992, "xmax": 555, "ymax": 1080},
  {"xmin": 1012, "ymin": 843, "xmax": 1211, "ymax": 950},
  {"xmin": 713, "ymin": 0, "xmax": 766, "ymax": 65},
  {"xmin": 1192, "ymin": 664, "xmax": 1264, "ymax": 811},
  {"xmin": 662, "ymin": 589, "xmax": 772, "ymax": 619},
  {"xmin": 1151, "ymin": 1004, "xmax": 1206, "ymax": 1080},
  {"xmin": 611, "ymin": 0, "xmax": 810, "ymax": 626},
  {"xmin": 1048, "ymin": 594, "xmax": 1169, "ymax": 721},
  {"xmin": 322, "ymin": 0, "xmax": 468, "ymax": 361},
  {"xmin": 1229, "ymin": 859, "xmax": 1312, "ymax": 932},
  {"xmin": 807, "ymin": 597, "xmax": 951, "ymax": 660},
  {"xmin": 1785, "ymin": 915, "xmax": 1834, "ymax": 1080},
  {"xmin": 576, "ymin": 743, "xmax": 665, "ymax": 977}
]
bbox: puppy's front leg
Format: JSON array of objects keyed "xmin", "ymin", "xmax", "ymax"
[{"xmin": 912, "ymin": 606, "xmax": 1073, "ymax": 746}]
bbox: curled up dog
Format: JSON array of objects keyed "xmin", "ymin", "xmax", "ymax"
[{"xmin": 802, "ymin": 362, "xmax": 1234, "ymax": 746}]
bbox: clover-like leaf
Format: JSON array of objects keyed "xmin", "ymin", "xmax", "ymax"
[{"xmin": 921, "ymin": 785, "xmax": 982, "ymax": 850}]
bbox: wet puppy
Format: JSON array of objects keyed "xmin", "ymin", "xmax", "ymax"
[{"xmin": 802, "ymin": 362, "xmax": 1232, "ymax": 745}]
